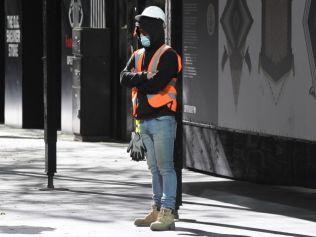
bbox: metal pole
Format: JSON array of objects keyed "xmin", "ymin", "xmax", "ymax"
[
  {"xmin": 109, "ymin": 0, "xmax": 119, "ymax": 139},
  {"xmin": 170, "ymin": 0, "xmax": 183, "ymax": 213},
  {"xmin": 43, "ymin": 0, "xmax": 61, "ymax": 189}
]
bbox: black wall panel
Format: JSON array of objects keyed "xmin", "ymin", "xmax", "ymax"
[
  {"xmin": 118, "ymin": 27, "xmax": 133, "ymax": 141},
  {"xmin": 4, "ymin": 0, "xmax": 43, "ymax": 128},
  {"xmin": 182, "ymin": 0, "xmax": 218, "ymax": 124},
  {"xmin": 72, "ymin": 28, "xmax": 111, "ymax": 141},
  {"xmin": 118, "ymin": 0, "xmax": 136, "ymax": 141},
  {"xmin": 184, "ymin": 123, "xmax": 316, "ymax": 188},
  {"xmin": 21, "ymin": 0, "xmax": 43, "ymax": 128}
]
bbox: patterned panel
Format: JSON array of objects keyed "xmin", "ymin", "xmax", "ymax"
[
  {"xmin": 220, "ymin": 0, "xmax": 253, "ymax": 107},
  {"xmin": 259, "ymin": 0, "xmax": 294, "ymax": 105},
  {"xmin": 69, "ymin": 0, "xmax": 84, "ymax": 28},
  {"xmin": 303, "ymin": 0, "xmax": 316, "ymax": 100},
  {"xmin": 184, "ymin": 122, "xmax": 316, "ymax": 188},
  {"xmin": 90, "ymin": 0, "xmax": 106, "ymax": 29}
]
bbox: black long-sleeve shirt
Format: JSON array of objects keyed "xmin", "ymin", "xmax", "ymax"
[{"xmin": 120, "ymin": 44, "xmax": 179, "ymax": 119}]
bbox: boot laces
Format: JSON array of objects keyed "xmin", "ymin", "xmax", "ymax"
[
  {"xmin": 146, "ymin": 206, "xmax": 157, "ymax": 218},
  {"xmin": 158, "ymin": 208, "xmax": 171, "ymax": 220}
]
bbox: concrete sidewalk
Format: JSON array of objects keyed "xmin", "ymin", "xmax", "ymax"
[{"xmin": 0, "ymin": 125, "xmax": 316, "ymax": 237}]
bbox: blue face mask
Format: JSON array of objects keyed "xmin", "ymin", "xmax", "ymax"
[{"xmin": 140, "ymin": 34, "xmax": 151, "ymax": 47}]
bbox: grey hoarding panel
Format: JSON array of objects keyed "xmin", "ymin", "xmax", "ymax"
[
  {"xmin": 183, "ymin": 0, "xmax": 218, "ymax": 125},
  {"xmin": 0, "ymin": 0, "xmax": 4, "ymax": 123},
  {"xmin": 4, "ymin": 0, "xmax": 23, "ymax": 127},
  {"xmin": 304, "ymin": 0, "xmax": 316, "ymax": 101},
  {"xmin": 4, "ymin": 0, "xmax": 43, "ymax": 128},
  {"xmin": 218, "ymin": 0, "xmax": 316, "ymax": 142},
  {"xmin": 183, "ymin": 0, "xmax": 316, "ymax": 187},
  {"xmin": 61, "ymin": 0, "xmax": 90, "ymax": 133}
]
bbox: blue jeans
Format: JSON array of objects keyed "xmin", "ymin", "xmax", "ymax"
[{"xmin": 139, "ymin": 116, "xmax": 177, "ymax": 210}]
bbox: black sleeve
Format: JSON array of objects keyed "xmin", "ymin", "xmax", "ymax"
[
  {"xmin": 137, "ymin": 49, "xmax": 179, "ymax": 94},
  {"xmin": 120, "ymin": 53, "xmax": 148, "ymax": 88}
]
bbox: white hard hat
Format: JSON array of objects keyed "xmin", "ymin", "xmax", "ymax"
[{"xmin": 135, "ymin": 6, "xmax": 166, "ymax": 26}]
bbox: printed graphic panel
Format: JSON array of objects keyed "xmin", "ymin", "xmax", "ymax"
[
  {"xmin": 220, "ymin": 0, "xmax": 253, "ymax": 107},
  {"xmin": 218, "ymin": 0, "xmax": 316, "ymax": 142},
  {"xmin": 4, "ymin": 0, "xmax": 22, "ymax": 127},
  {"xmin": 303, "ymin": 0, "xmax": 316, "ymax": 100}
]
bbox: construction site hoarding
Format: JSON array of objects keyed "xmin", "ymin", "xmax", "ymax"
[{"xmin": 183, "ymin": 0, "xmax": 316, "ymax": 143}]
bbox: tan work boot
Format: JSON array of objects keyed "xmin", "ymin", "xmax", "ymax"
[
  {"xmin": 134, "ymin": 205, "xmax": 159, "ymax": 227},
  {"xmin": 174, "ymin": 209, "xmax": 179, "ymax": 220},
  {"xmin": 150, "ymin": 208, "xmax": 175, "ymax": 231}
]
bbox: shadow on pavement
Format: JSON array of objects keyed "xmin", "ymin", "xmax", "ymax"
[
  {"xmin": 182, "ymin": 180, "xmax": 316, "ymax": 223},
  {"xmin": 62, "ymin": 188, "xmax": 152, "ymax": 201},
  {"xmin": 177, "ymin": 226, "xmax": 249, "ymax": 237},
  {"xmin": 0, "ymin": 225, "xmax": 55, "ymax": 235},
  {"xmin": 0, "ymin": 136, "xmax": 43, "ymax": 140},
  {"xmin": 177, "ymin": 219, "xmax": 315, "ymax": 237}
]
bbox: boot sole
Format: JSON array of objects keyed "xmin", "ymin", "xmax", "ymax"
[
  {"xmin": 150, "ymin": 222, "xmax": 175, "ymax": 231},
  {"xmin": 134, "ymin": 224, "xmax": 150, "ymax": 227}
]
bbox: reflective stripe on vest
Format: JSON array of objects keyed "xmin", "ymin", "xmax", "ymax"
[
  {"xmin": 131, "ymin": 49, "xmax": 145, "ymax": 117},
  {"xmin": 132, "ymin": 44, "xmax": 181, "ymax": 115}
]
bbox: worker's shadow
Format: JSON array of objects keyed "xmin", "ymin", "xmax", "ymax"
[
  {"xmin": 176, "ymin": 226, "xmax": 249, "ymax": 237},
  {"xmin": 182, "ymin": 180, "xmax": 316, "ymax": 223},
  {"xmin": 176, "ymin": 219, "xmax": 314, "ymax": 237}
]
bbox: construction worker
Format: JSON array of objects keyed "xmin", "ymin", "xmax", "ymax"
[{"xmin": 120, "ymin": 6, "xmax": 181, "ymax": 231}]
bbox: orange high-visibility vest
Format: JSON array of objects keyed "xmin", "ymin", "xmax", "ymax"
[{"xmin": 131, "ymin": 44, "xmax": 182, "ymax": 118}]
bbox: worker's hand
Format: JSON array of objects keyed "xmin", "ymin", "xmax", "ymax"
[{"xmin": 147, "ymin": 71, "xmax": 158, "ymax": 79}]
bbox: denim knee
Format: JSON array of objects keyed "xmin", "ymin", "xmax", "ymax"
[
  {"xmin": 148, "ymin": 165, "xmax": 159, "ymax": 175},
  {"xmin": 157, "ymin": 163, "xmax": 175, "ymax": 176}
]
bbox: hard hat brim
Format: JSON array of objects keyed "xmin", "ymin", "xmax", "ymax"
[
  {"xmin": 135, "ymin": 14, "xmax": 166, "ymax": 29},
  {"xmin": 135, "ymin": 14, "xmax": 163, "ymax": 23},
  {"xmin": 135, "ymin": 14, "xmax": 142, "ymax": 22}
]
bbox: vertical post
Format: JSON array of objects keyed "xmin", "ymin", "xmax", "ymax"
[
  {"xmin": 108, "ymin": 0, "xmax": 119, "ymax": 139},
  {"xmin": 170, "ymin": 0, "xmax": 183, "ymax": 213},
  {"xmin": 113, "ymin": 0, "xmax": 119, "ymax": 139},
  {"xmin": 165, "ymin": 0, "xmax": 171, "ymax": 45},
  {"xmin": 43, "ymin": 0, "xmax": 61, "ymax": 189}
]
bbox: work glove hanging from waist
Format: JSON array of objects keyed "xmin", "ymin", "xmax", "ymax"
[{"xmin": 127, "ymin": 132, "xmax": 147, "ymax": 161}]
